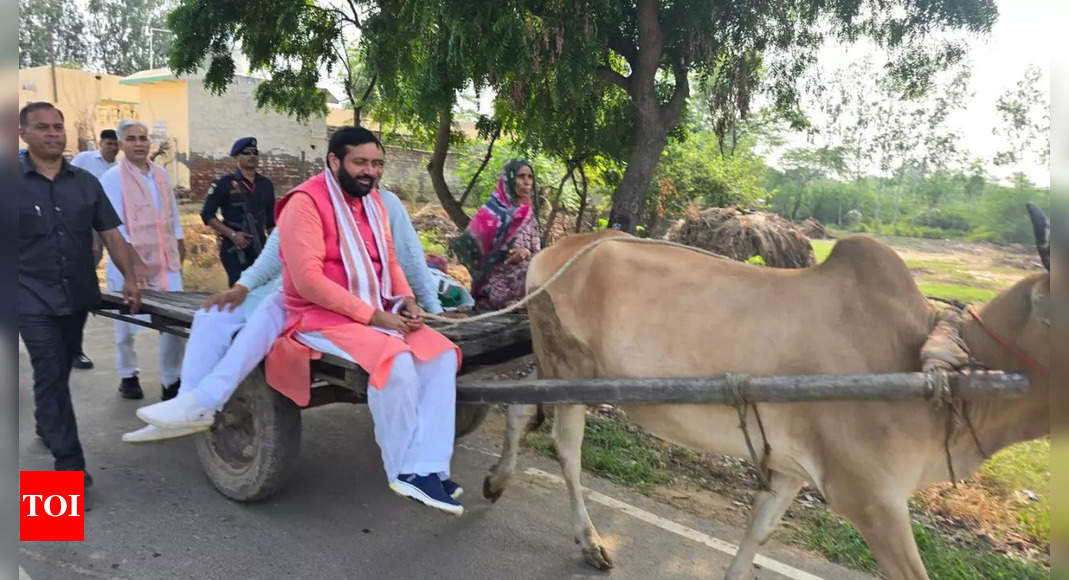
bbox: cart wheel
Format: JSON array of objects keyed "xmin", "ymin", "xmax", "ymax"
[
  {"xmin": 195, "ymin": 366, "xmax": 301, "ymax": 502},
  {"xmin": 455, "ymin": 403, "xmax": 489, "ymax": 439}
]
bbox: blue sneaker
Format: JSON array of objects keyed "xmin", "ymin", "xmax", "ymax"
[
  {"xmin": 389, "ymin": 474, "xmax": 463, "ymax": 515},
  {"xmin": 441, "ymin": 479, "xmax": 464, "ymax": 499}
]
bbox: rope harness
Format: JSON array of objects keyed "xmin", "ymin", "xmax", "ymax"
[{"xmin": 423, "ymin": 236, "xmax": 732, "ymax": 325}]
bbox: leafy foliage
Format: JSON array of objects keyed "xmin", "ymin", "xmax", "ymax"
[
  {"xmin": 168, "ymin": 0, "xmax": 364, "ymax": 120},
  {"xmin": 18, "ymin": 0, "xmax": 92, "ymax": 68},
  {"xmin": 90, "ymin": 0, "xmax": 173, "ymax": 75}
]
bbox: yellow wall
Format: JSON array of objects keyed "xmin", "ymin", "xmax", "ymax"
[
  {"xmin": 18, "ymin": 66, "xmax": 141, "ymax": 154},
  {"xmin": 135, "ymin": 81, "xmax": 191, "ymax": 189}
]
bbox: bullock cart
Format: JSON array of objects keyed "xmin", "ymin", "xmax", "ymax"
[{"xmin": 94, "ymin": 290, "xmax": 1029, "ymax": 503}]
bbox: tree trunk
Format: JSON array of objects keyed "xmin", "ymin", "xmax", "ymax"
[
  {"xmin": 574, "ymin": 163, "xmax": 590, "ymax": 233},
  {"xmin": 427, "ymin": 107, "xmax": 470, "ymax": 229},
  {"xmin": 606, "ymin": 0, "xmax": 687, "ymax": 234}
]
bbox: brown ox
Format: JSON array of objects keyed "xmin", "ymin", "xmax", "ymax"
[{"xmin": 483, "ymin": 206, "xmax": 1051, "ymax": 580}]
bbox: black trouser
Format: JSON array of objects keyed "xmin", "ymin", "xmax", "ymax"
[
  {"xmin": 18, "ymin": 310, "xmax": 88, "ymax": 470},
  {"xmin": 220, "ymin": 249, "xmax": 246, "ymax": 287}
]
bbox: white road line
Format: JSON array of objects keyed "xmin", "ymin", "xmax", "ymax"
[{"xmin": 523, "ymin": 467, "xmax": 826, "ymax": 580}]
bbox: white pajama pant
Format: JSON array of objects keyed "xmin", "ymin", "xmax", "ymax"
[
  {"xmin": 297, "ymin": 332, "xmax": 457, "ymax": 483},
  {"xmin": 179, "ymin": 291, "xmax": 287, "ymax": 411},
  {"xmin": 115, "ymin": 316, "xmax": 185, "ymax": 386}
]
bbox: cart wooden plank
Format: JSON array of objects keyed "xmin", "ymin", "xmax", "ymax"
[{"xmin": 94, "ymin": 289, "xmax": 532, "ymax": 362}]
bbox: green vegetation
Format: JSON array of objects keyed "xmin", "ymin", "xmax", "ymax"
[
  {"xmin": 526, "ymin": 415, "xmax": 672, "ymax": 490},
  {"xmin": 417, "ymin": 230, "xmax": 447, "ymax": 257},
  {"xmin": 978, "ymin": 439, "xmax": 1050, "ymax": 546},
  {"xmin": 917, "ymin": 283, "xmax": 997, "ymax": 304},
  {"xmin": 790, "ymin": 510, "xmax": 1048, "ymax": 579},
  {"xmin": 810, "ymin": 239, "xmax": 834, "ymax": 263}
]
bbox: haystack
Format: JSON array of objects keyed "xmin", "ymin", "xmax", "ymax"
[
  {"xmin": 665, "ymin": 207, "xmax": 815, "ymax": 269},
  {"xmin": 411, "ymin": 211, "xmax": 461, "ymax": 239},
  {"xmin": 801, "ymin": 217, "xmax": 832, "ymax": 240}
]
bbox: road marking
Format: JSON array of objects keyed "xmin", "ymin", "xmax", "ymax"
[{"xmin": 523, "ymin": 467, "xmax": 826, "ymax": 580}]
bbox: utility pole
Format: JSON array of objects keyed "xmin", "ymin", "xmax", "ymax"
[
  {"xmin": 49, "ymin": 30, "xmax": 58, "ymax": 102},
  {"xmin": 149, "ymin": 27, "xmax": 170, "ymax": 69}
]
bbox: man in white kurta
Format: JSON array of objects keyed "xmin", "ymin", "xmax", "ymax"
[{"xmin": 100, "ymin": 120, "xmax": 186, "ymax": 401}]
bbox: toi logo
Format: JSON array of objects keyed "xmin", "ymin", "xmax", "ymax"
[{"xmin": 20, "ymin": 471, "xmax": 84, "ymax": 541}]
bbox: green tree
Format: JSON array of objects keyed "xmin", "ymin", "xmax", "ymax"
[
  {"xmin": 18, "ymin": 0, "xmax": 92, "ymax": 69},
  {"xmin": 496, "ymin": 0, "xmax": 996, "ymax": 233},
  {"xmin": 167, "ymin": 0, "xmax": 370, "ymax": 122},
  {"xmin": 89, "ymin": 0, "xmax": 173, "ymax": 75},
  {"xmin": 992, "ymin": 65, "xmax": 1049, "ymax": 168},
  {"xmin": 166, "ymin": 0, "xmax": 998, "ymax": 235}
]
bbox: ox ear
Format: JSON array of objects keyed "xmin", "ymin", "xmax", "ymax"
[
  {"xmin": 1030, "ymin": 277, "xmax": 1051, "ymax": 327},
  {"xmin": 1026, "ymin": 202, "xmax": 1050, "ymax": 270}
]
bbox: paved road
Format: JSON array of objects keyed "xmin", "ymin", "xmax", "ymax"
[{"xmin": 19, "ymin": 316, "xmax": 873, "ymax": 580}]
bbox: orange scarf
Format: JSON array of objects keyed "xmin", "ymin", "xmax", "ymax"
[{"xmin": 118, "ymin": 158, "xmax": 180, "ymax": 289}]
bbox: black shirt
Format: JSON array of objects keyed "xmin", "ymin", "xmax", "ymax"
[
  {"xmin": 200, "ymin": 171, "xmax": 275, "ymax": 253},
  {"xmin": 18, "ymin": 155, "xmax": 122, "ymax": 316}
]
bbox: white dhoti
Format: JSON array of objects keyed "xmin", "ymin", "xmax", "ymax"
[
  {"xmin": 297, "ymin": 331, "xmax": 457, "ymax": 482},
  {"xmin": 180, "ymin": 291, "xmax": 287, "ymax": 410}
]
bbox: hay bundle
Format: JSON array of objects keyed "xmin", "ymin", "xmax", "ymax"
[
  {"xmin": 411, "ymin": 211, "xmax": 461, "ymax": 239},
  {"xmin": 665, "ymin": 207, "xmax": 816, "ymax": 269},
  {"xmin": 801, "ymin": 217, "xmax": 832, "ymax": 240}
]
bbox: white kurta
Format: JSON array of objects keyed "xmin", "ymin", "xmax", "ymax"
[
  {"xmin": 99, "ymin": 164, "xmax": 184, "ymax": 292},
  {"xmin": 99, "ymin": 164, "xmax": 185, "ymax": 384}
]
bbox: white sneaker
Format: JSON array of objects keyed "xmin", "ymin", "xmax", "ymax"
[
  {"xmin": 122, "ymin": 423, "xmax": 207, "ymax": 444},
  {"xmin": 136, "ymin": 393, "xmax": 216, "ymax": 429}
]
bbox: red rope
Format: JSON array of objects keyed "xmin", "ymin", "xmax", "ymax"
[{"xmin": 965, "ymin": 305, "xmax": 1048, "ymax": 377}]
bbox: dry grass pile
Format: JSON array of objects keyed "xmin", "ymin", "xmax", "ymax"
[
  {"xmin": 666, "ymin": 207, "xmax": 816, "ymax": 268},
  {"xmin": 801, "ymin": 217, "xmax": 833, "ymax": 239},
  {"xmin": 411, "ymin": 211, "xmax": 461, "ymax": 240}
]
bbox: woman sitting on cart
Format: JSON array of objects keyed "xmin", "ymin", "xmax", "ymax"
[
  {"xmin": 451, "ymin": 159, "xmax": 541, "ymax": 310},
  {"xmin": 267, "ymin": 126, "xmax": 465, "ymax": 515}
]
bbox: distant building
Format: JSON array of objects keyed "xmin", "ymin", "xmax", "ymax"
[{"xmin": 19, "ymin": 66, "xmax": 326, "ymax": 198}]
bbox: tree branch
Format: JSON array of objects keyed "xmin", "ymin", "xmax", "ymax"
[
  {"xmin": 597, "ymin": 66, "xmax": 631, "ymax": 93},
  {"xmin": 313, "ymin": 5, "xmax": 361, "ymax": 29},
  {"xmin": 574, "ymin": 162, "xmax": 590, "ymax": 233},
  {"xmin": 427, "ymin": 106, "xmax": 470, "ymax": 229},
  {"xmin": 542, "ymin": 162, "xmax": 577, "ymax": 246},
  {"xmin": 344, "ymin": 0, "xmax": 363, "ymax": 28},
  {"xmin": 661, "ymin": 56, "xmax": 689, "ymax": 126},
  {"xmin": 635, "ymin": 0, "xmax": 664, "ymax": 85},
  {"xmin": 607, "ymin": 33, "xmax": 637, "ymax": 67},
  {"xmin": 459, "ymin": 123, "xmax": 501, "ymax": 206}
]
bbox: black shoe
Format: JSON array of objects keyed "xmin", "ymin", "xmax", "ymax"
[
  {"xmin": 161, "ymin": 380, "xmax": 180, "ymax": 401},
  {"xmin": 119, "ymin": 376, "xmax": 144, "ymax": 399},
  {"xmin": 72, "ymin": 352, "xmax": 94, "ymax": 370},
  {"xmin": 83, "ymin": 471, "xmax": 94, "ymax": 487}
]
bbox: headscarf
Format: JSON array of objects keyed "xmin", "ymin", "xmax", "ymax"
[{"xmin": 451, "ymin": 158, "xmax": 536, "ymax": 296}]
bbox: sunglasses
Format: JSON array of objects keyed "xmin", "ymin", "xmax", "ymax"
[{"xmin": 240, "ymin": 148, "xmax": 259, "ymax": 156}]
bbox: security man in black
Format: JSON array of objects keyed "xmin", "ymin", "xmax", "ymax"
[
  {"xmin": 200, "ymin": 136, "xmax": 276, "ymax": 286},
  {"xmin": 18, "ymin": 102, "xmax": 142, "ymax": 485}
]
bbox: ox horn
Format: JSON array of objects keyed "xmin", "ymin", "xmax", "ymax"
[{"xmin": 1026, "ymin": 202, "xmax": 1050, "ymax": 271}]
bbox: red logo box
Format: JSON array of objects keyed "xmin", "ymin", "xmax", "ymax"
[{"xmin": 20, "ymin": 471, "xmax": 84, "ymax": 541}]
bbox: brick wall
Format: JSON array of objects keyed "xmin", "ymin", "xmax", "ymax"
[
  {"xmin": 185, "ymin": 76, "xmax": 325, "ymax": 200},
  {"xmin": 186, "ymin": 152, "xmax": 321, "ymax": 200}
]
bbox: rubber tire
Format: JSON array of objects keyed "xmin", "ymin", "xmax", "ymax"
[
  {"xmin": 195, "ymin": 366, "xmax": 302, "ymax": 502},
  {"xmin": 455, "ymin": 403, "xmax": 489, "ymax": 439}
]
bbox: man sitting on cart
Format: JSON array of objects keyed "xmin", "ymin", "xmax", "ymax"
[{"xmin": 267, "ymin": 126, "xmax": 465, "ymax": 515}]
